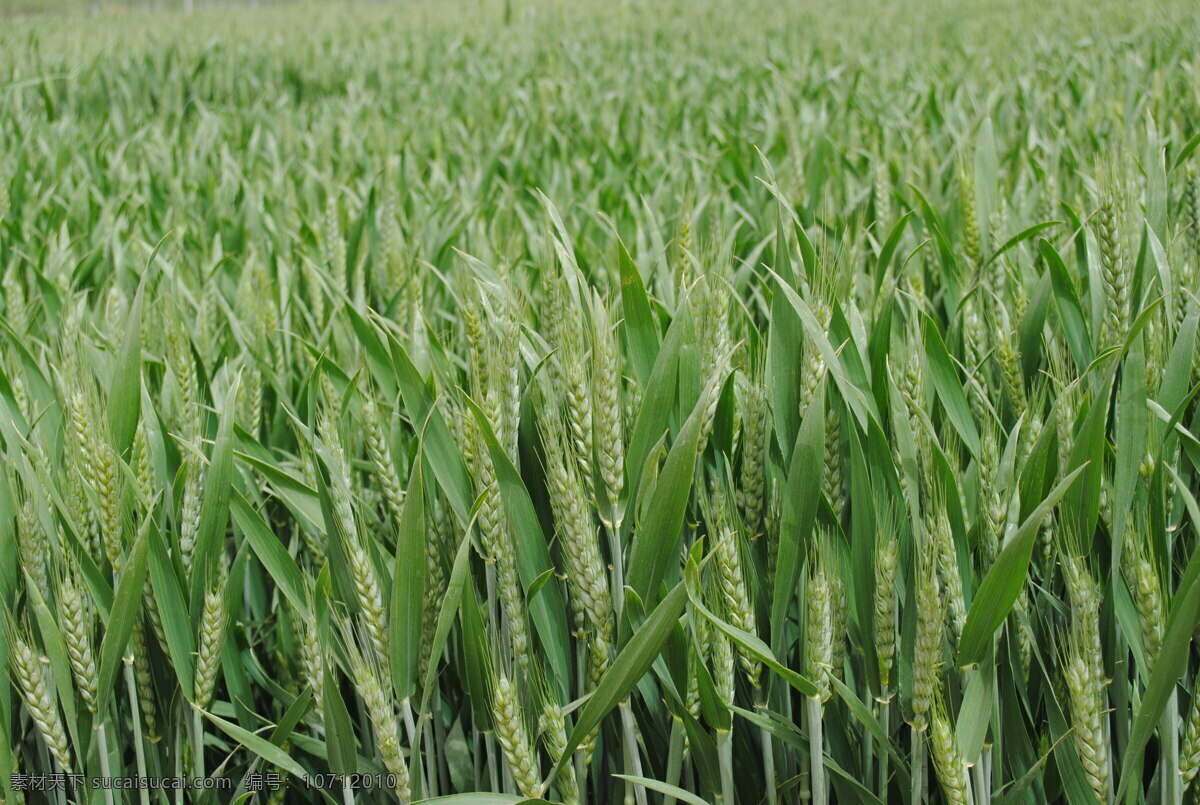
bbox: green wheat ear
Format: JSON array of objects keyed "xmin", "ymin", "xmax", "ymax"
[
  {"xmin": 56, "ymin": 563, "xmax": 99, "ymax": 715},
  {"xmin": 873, "ymin": 505, "xmax": 899, "ymax": 694},
  {"xmin": 7, "ymin": 617, "xmax": 73, "ymax": 773},
  {"xmin": 1182, "ymin": 687, "xmax": 1200, "ymax": 793},
  {"xmin": 341, "ymin": 620, "xmax": 413, "ymax": 802},
  {"xmin": 194, "ymin": 564, "xmax": 228, "ymax": 710},
  {"xmin": 929, "ymin": 693, "xmax": 970, "ymax": 805},
  {"xmin": 491, "ymin": 673, "xmax": 542, "ymax": 799}
]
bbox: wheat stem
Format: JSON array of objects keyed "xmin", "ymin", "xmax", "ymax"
[
  {"xmin": 1162, "ymin": 690, "xmax": 1180, "ymax": 805},
  {"xmin": 664, "ymin": 716, "xmax": 684, "ymax": 805},
  {"xmin": 96, "ymin": 721, "xmax": 115, "ymax": 805},
  {"xmin": 192, "ymin": 707, "xmax": 205, "ymax": 781},
  {"xmin": 912, "ymin": 728, "xmax": 927, "ymax": 805},
  {"xmin": 124, "ymin": 660, "xmax": 151, "ymax": 805},
  {"xmin": 619, "ymin": 699, "xmax": 646, "ymax": 805},
  {"xmin": 879, "ymin": 699, "xmax": 891, "ymax": 798},
  {"xmin": 806, "ymin": 697, "xmax": 826, "ymax": 805},
  {"xmin": 758, "ymin": 700, "xmax": 777, "ymax": 805}
]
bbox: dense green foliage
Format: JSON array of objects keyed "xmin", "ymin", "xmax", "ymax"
[
  {"xmin": 2, "ymin": 0, "xmax": 1200, "ymax": 802},
  {"xmin": 0, "ymin": 0, "xmax": 288, "ymax": 17}
]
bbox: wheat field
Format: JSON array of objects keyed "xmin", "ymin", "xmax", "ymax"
[{"xmin": 2, "ymin": 0, "xmax": 1200, "ymax": 802}]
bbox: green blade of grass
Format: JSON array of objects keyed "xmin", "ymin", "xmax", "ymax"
[
  {"xmin": 957, "ymin": 464, "xmax": 1087, "ymax": 667},
  {"xmin": 390, "ymin": 461, "xmax": 426, "ymax": 701},
  {"xmin": 96, "ymin": 516, "xmax": 151, "ymax": 713},
  {"xmin": 464, "ymin": 397, "xmax": 571, "ymax": 698},
  {"xmin": 548, "ymin": 582, "xmax": 687, "ymax": 786}
]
